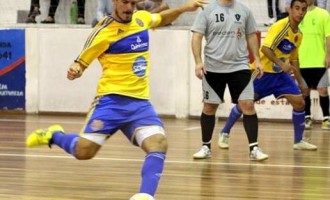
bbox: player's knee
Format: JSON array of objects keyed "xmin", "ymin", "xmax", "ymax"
[
  {"xmin": 292, "ymin": 100, "xmax": 305, "ymax": 111},
  {"xmin": 203, "ymin": 103, "xmax": 218, "ymax": 115},
  {"xmin": 134, "ymin": 126, "xmax": 167, "ymax": 150},
  {"xmin": 75, "ymin": 137, "xmax": 101, "ymax": 160},
  {"xmin": 239, "ymin": 100, "xmax": 255, "ymax": 114},
  {"xmin": 141, "ymin": 134, "xmax": 168, "ymax": 153},
  {"xmin": 154, "ymin": 135, "xmax": 168, "ymax": 151},
  {"xmin": 318, "ymin": 87, "xmax": 328, "ymax": 96},
  {"xmin": 75, "ymin": 150, "xmax": 97, "ymax": 160}
]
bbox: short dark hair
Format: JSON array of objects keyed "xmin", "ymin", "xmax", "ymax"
[{"xmin": 290, "ymin": 0, "xmax": 307, "ymax": 8}]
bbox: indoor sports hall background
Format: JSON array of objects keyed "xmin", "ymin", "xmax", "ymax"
[{"xmin": 0, "ymin": 0, "xmax": 329, "ymax": 120}]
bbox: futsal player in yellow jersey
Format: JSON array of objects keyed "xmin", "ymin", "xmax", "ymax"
[
  {"xmin": 25, "ymin": 0, "xmax": 208, "ymax": 199},
  {"xmin": 220, "ymin": 0, "xmax": 318, "ymax": 153}
]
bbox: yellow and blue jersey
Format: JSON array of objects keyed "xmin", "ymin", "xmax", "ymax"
[
  {"xmin": 251, "ymin": 17, "xmax": 302, "ymax": 73},
  {"xmin": 75, "ymin": 11, "xmax": 162, "ymax": 100}
]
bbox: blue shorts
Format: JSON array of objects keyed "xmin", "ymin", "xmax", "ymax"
[
  {"xmin": 83, "ymin": 94, "xmax": 164, "ymax": 143},
  {"xmin": 254, "ymin": 72, "xmax": 301, "ymax": 100}
]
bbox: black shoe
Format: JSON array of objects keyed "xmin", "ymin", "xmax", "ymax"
[
  {"xmin": 41, "ymin": 19, "xmax": 55, "ymax": 24},
  {"xmin": 25, "ymin": 17, "xmax": 36, "ymax": 24}
]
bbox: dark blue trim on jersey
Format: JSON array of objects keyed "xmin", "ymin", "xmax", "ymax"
[{"xmin": 105, "ymin": 30, "xmax": 149, "ymax": 54}]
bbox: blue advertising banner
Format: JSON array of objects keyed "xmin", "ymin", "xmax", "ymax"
[{"xmin": 0, "ymin": 29, "xmax": 25, "ymax": 110}]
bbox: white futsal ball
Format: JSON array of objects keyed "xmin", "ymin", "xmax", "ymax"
[{"xmin": 129, "ymin": 193, "xmax": 155, "ymax": 200}]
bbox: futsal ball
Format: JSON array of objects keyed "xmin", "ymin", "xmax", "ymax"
[{"xmin": 129, "ymin": 193, "xmax": 155, "ymax": 200}]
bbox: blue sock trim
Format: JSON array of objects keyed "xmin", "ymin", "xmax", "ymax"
[{"xmin": 69, "ymin": 137, "xmax": 79, "ymax": 156}]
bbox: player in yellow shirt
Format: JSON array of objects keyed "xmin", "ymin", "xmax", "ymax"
[
  {"xmin": 25, "ymin": 0, "xmax": 208, "ymax": 199},
  {"xmin": 219, "ymin": 0, "xmax": 318, "ymax": 153}
]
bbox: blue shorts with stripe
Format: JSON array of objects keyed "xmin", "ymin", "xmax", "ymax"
[
  {"xmin": 83, "ymin": 94, "xmax": 164, "ymax": 143},
  {"xmin": 254, "ymin": 72, "xmax": 301, "ymax": 100}
]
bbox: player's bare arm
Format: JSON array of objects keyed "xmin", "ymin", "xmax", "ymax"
[
  {"xmin": 158, "ymin": 0, "xmax": 209, "ymax": 27},
  {"xmin": 325, "ymin": 36, "xmax": 330, "ymax": 68},
  {"xmin": 291, "ymin": 60, "xmax": 308, "ymax": 96},
  {"xmin": 261, "ymin": 46, "xmax": 291, "ymax": 72},
  {"xmin": 191, "ymin": 31, "xmax": 205, "ymax": 79},
  {"xmin": 247, "ymin": 32, "xmax": 264, "ymax": 78}
]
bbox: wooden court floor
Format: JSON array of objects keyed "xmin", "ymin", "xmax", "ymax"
[{"xmin": 0, "ymin": 113, "xmax": 330, "ymax": 200}]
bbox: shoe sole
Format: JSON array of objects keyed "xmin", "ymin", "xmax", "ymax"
[
  {"xmin": 218, "ymin": 144, "xmax": 229, "ymax": 149},
  {"xmin": 193, "ymin": 155, "xmax": 211, "ymax": 159},
  {"xmin": 249, "ymin": 156, "xmax": 269, "ymax": 161},
  {"xmin": 293, "ymin": 146, "xmax": 317, "ymax": 151}
]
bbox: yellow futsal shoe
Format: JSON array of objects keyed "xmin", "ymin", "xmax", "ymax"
[{"xmin": 26, "ymin": 125, "xmax": 64, "ymax": 147}]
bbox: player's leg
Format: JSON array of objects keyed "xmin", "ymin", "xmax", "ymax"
[
  {"xmin": 219, "ymin": 104, "xmax": 242, "ymax": 149},
  {"xmin": 26, "ymin": 125, "xmax": 104, "ymax": 160},
  {"xmin": 192, "ymin": 102, "xmax": 217, "ymax": 158},
  {"xmin": 300, "ymin": 74, "xmax": 312, "ymax": 129},
  {"xmin": 265, "ymin": 0, "xmax": 277, "ymax": 26},
  {"xmin": 318, "ymin": 87, "xmax": 330, "ymax": 129},
  {"xmin": 274, "ymin": 73, "xmax": 317, "ymax": 150},
  {"xmin": 138, "ymin": 133, "xmax": 167, "ymax": 197},
  {"xmin": 230, "ymin": 70, "xmax": 268, "ymax": 161},
  {"xmin": 124, "ymin": 100, "xmax": 167, "ymax": 198},
  {"xmin": 317, "ymin": 69, "xmax": 330, "ymax": 129},
  {"xmin": 193, "ymin": 72, "xmax": 225, "ymax": 159},
  {"xmin": 59, "ymin": 95, "xmax": 117, "ymax": 159},
  {"xmin": 77, "ymin": 0, "xmax": 86, "ymax": 24},
  {"xmin": 219, "ymin": 69, "xmax": 260, "ymax": 149},
  {"xmin": 303, "ymin": 93, "xmax": 313, "ymax": 129},
  {"xmin": 41, "ymin": 0, "xmax": 58, "ymax": 23},
  {"xmin": 26, "ymin": 95, "xmax": 115, "ymax": 159},
  {"xmin": 301, "ymin": 68, "xmax": 327, "ymax": 129},
  {"xmin": 285, "ymin": 94, "xmax": 316, "ymax": 150}
]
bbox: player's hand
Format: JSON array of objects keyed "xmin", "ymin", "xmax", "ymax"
[
  {"xmin": 195, "ymin": 62, "xmax": 206, "ymax": 80},
  {"xmin": 67, "ymin": 62, "xmax": 85, "ymax": 80},
  {"xmin": 254, "ymin": 61, "xmax": 264, "ymax": 79},
  {"xmin": 299, "ymin": 83, "xmax": 309, "ymax": 98},
  {"xmin": 281, "ymin": 59, "xmax": 292, "ymax": 72},
  {"xmin": 184, "ymin": 0, "xmax": 209, "ymax": 11}
]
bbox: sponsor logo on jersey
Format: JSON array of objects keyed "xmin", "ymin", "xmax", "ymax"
[
  {"xmin": 213, "ymin": 30, "xmax": 236, "ymax": 37},
  {"xmin": 131, "ymin": 36, "xmax": 148, "ymax": 50},
  {"xmin": 132, "ymin": 56, "xmax": 147, "ymax": 77}
]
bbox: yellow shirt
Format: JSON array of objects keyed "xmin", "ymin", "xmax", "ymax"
[
  {"xmin": 76, "ymin": 11, "xmax": 161, "ymax": 99},
  {"xmin": 251, "ymin": 18, "xmax": 302, "ymax": 73}
]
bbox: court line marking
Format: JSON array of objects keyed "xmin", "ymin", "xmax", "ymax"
[
  {"xmin": 0, "ymin": 153, "xmax": 329, "ymax": 170},
  {"xmin": 0, "ymin": 118, "xmax": 319, "ymax": 133}
]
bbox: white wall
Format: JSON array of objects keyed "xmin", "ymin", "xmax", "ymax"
[{"xmin": 13, "ymin": 26, "xmax": 323, "ymax": 120}]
